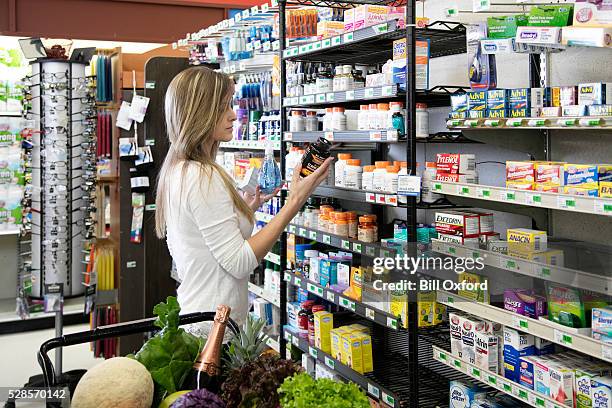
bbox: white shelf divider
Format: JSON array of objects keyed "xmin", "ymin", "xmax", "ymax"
[{"xmin": 248, "ymin": 282, "xmax": 280, "ymax": 307}]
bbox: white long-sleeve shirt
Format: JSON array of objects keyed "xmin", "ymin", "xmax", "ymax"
[{"xmin": 164, "ymin": 161, "xmax": 258, "ymax": 335}]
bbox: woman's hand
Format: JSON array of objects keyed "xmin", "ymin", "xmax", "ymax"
[
  {"xmin": 288, "ymin": 158, "xmax": 334, "ymax": 208},
  {"xmin": 242, "ymin": 186, "xmax": 281, "ymax": 212}
]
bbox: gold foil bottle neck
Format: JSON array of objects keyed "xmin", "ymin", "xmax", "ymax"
[{"xmin": 193, "ymin": 304, "xmax": 231, "ymax": 375}]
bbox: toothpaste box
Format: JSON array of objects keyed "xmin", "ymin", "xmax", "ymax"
[
  {"xmin": 503, "ymin": 289, "xmax": 547, "ymax": 319},
  {"xmin": 487, "ymin": 239, "xmax": 508, "ymax": 254},
  {"xmin": 462, "ymin": 316, "xmax": 488, "ymax": 364},
  {"xmin": 506, "ymin": 161, "xmax": 535, "ymax": 183},
  {"xmin": 592, "ymin": 307, "xmax": 612, "ymax": 337},
  {"xmin": 563, "ymin": 185, "xmax": 599, "ymax": 197},
  {"xmin": 475, "ymin": 331, "xmax": 499, "ymax": 373},
  {"xmin": 591, "ymin": 377, "xmax": 612, "ymax": 408},
  {"xmin": 438, "ymin": 233, "xmax": 480, "ymax": 248},
  {"xmin": 435, "ymin": 172, "xmax": 479, "ymax": 184},
  {"xmin": 507, "ymin": 228, "xmax": 548, "ymax": 254},
  {"xmin": 508, "ymin": 88, "xmax": 530, "ymax": 117},
  {"xmin": 451, "ymin": 94, "xmax": 469, "ymax": 113},
  {"xmin": 506, "ymin": 181, "xmax": 535, "ymax": 191},
  {"xmin": 353, "ymin": 5, "xmax": 388, "ymax": 30},
  {"xmin": 519, "ymin": 356, "xmax": 537, "ymax": 390},
  {"xmin": 535, "ymin": 162, "xmax": 564, "ymax": 185},
  {"xmin": 560, "ymin": 86, "xmax": 578, "ymax": 106},
  {"xmin": 564, "ymin": 164, "xmax": 599, "ymax": 188},
  {"xmin": 589, "ymin": 105, "xmax": 612, "ymax": 117},
  {"xmin": 437, "ymin": 153, "xmax": 476, "ymax": 174},
  {"xmin": 503, "ymin": 327, "xmax": 535, "ymax": 382},
  {"xmin": 600, "ymin": 182, "xmax": 612, "ymax": 198},
  {"xmin": 535, "ymin": 337, "xmax": 555, "ymax": 355},
  {"xmin": 449, "ymin": 312, "xmax": 466, "ymax": 357},
  {"xmin": 549, "ymin": 362, "xmax": 575, "ymax": 407},
  {"xmin": 343, "ymin": 8, "xmax": 355, "ymax": 31},
  {"xmin": 487, "ymin": 89, "xmax": 508, "ymax": 117},
  {"xmin": 579, "ymin": 83, "xmax": 612, "ymax": 106},
  {"xmin": 449, "ymin": 381, "xmax": 488, "ymax": 408},
  {"xmin": 435, "ymin": 211, "xmax": 480, "ymax": 237}
]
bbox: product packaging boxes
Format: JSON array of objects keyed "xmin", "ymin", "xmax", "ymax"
[
  {"xmin": 341, "ymin": 332, "xmax": 365, "ymax": 373},
  {"xmin": 314, "ymin": 311, "xmax": 334, "ymax": 354},
  {"xmin": 458, "ymin": 272, "xmax": 490, "ymax": 304},
  {"xmin": 435, "ymin": 211, "xmax": 480, "ymax": 237},
  {"xmin": 549, "ymin": 361, "xmax": 575, "ymax": 407},
  {"xmin": 535, "ymin": 162, "xmax": 564, "ymax": 186},
  {"xmin": 578, "ymin": 83, "xmax": 612, "ymax": 105},
  {"xmin": 507, "ymin": 228, "xmax": 548, "ymax": 254},
  {"xmin": 535, "ymin": 338, "xmax": 555, "ymax": 356},
  {"xmin": 417, "ymin": 291, "xmax": 445, "ymax": 327},
  {"xmin": 506, "ymin": 161, "xmax": 535, "ymax": 184},
  {"xmin": 528, "ymin": 4, "xmax": 574, "ymax": 26},
  {"xmin": 331, "ymin": 327, "xmax": 348, "ymax": 361},
  {"xmin": 475, "ymin": 331, "xmax": 499, "ymax": 373},
  {"xmin": 435, "ymin": 173, "xmax": 478, "ymax": 183},
  {"xmin": 357, "ymin": 333, "xmax": 374, "ymax": 373},
  {"xmin": 450, "ymin": 94, "xmax": 468, "ymax": 119},
  {"xmin": 508, "ymin": 248, "xmax": 565, "ymax": 267},
  {"xmin": 449, "ymin": 381, "xmax": 487, "ymax": 408},
  {"xmin": 575, "ymin": 367, "xmax": 607, "ymax": 408},
  {"xmin": 316, "ymin": 21, "xmax": 345, "ymax": 39},
  {"xmin": 438, "ymin": 233, "xmax": 480, "ymax": 248},
  {"xmin": 467, "ymin": 91, "xmax": 487, "ymax": 118},
  {"xmin": 487, "ymin": 15, "xmax": 528, "ymax": 39},
  {"xmin": 545, "ymin": 284, "xmax": 609, "ymax": 328},
  {"xmin": 390, "ymin": 289, "xmax": 408, "ymax": 329},
  {"xmin": 503, "ymin": 327, "xmax": 535, "ymax": 382},
  {"xmin": 449, "ymin": 312, "xmax": 465, "ymax": 357},
  {"xmin": 504, "ymin": 289, "xmax": 547, "ymax": 319},
  {"xmin": 343, "ymin": 8, "xmax": 355, "ymax": 31},
  {"xmin": 564, "ymin": 164, "xmax": 599, "ymax": 188},
  {"xmin": 574, "ymin": 0, "xmax": 612, "ymax": 27},
  {"xmin": 353, "ymin": 5, "xmax": 388, "ymax": 30},
  {"xmin": 592, "ymin": 376, "xmax": 612, "ymax": 408},
  {"xmin": 592, "ymin": 307, "xmax": 612, "ymax": 337},
  {"xmin": 487, "ymin": 239, "xmax": 508, "ymax": 254},
  {"xmin": 516, "ymin": 26, "xmax": 562, "ymax": 45},
  {"xmin": 436, "ymin": 154, "xmax": 477, "ymax": 174},
  {"xmin": 487, "ymin": 89, "xmax": 508, "ymax": 118},
  {"xmin": 565, "ymin": 27, "xmax": 612, "ymax": 48},
  {"xmin": 519, "ymin": 356, "xmax": 538, "ymax": 390},
  {"xmin": 507, "ymin": 88, "xmax": 531, "ymax": 117},
  {"xmin": 392, "ymin": 38, "xmax": 429, "ymax": 91}
]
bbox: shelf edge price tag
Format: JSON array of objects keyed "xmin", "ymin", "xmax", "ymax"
[
  {"xmin": 325, "ymin": 356, "xmax": 335, "ymax": 369},
  {"xmin": 346, "ymin": 90, "xmax": 355, "ymax": 100},
  {"xmin": 365, "ymin": 308, "xmax": 375, "ymax": 321},
  {"xmin": 353, "ymin": 243, "xmax": 362, "ymax": 253},
  {"xmin": 505, "ymin": 258, "xmax": 519, "ymax": 271},
  {"xmin": 332, "ymin": 36, "xmax": 341, "ymax": 46},
  {"xmin": 316, "ymin": 94, "xmax": 326, "ymax": 103},
  {"xmin": 386, "ymin": 129, "xmax": 398, "ymax": 141},
  {"xmin": 367, "ymin": 383, "xmax": 380, "ymax": 398},
  {"xmin": 527, "ymin": 193, "xmax": 542, "ymax": 206},
  {"xmin": 381, "ymin": 85, "xmax": 393, "ymax": 96},
  {"xmin": 365, "ymin": 88, "xmax": 375, "ymax": 98},
  {"xmin": 382, "ymin": 393, "xmax": 395, "ymax": 406},
  {"xmin": 366, "ymin": 193, "xmax": 376, "ymax": 203},
  {"xmin": 366, "ymin": 246, "xmax": 375, "ymax": 257},
  {"xmin": 554, "ymin": 329, "xmax": 573, "ymax": 346},
  {"xmin": 477, "ymin": 187, "xmax": 491, "ymax": 198},
  {"xmin": 322, "ymin": 235, "xmax": 331, "ymax": 244},
  {"xmin": 324, "ymin": 131, "xmax": 334, "ymax": 141},
  {"xmin": 370, "ymin": 131, "xmax": 382, "ymax": 141},
  {"xmin": 284, "ymin": 272, "xmax": 292, "ymax": 282},
  {"xmin": 471, "ymin": 367, "xmax": 481, "ymax": 379},
  {"xmin": 341, "ymin": 240, "xmax": 350, "ymax": 250},
  {"xmin": 602, "ymin": 344, "xmax": 612, "ymax": 363},
  {"xmin": 343, "ymin": 32, "xmax": 353, "ymax": 43},
  {"xmin": 294, "ymin": 277, "xmax": 301, "ymax": 286},
  {"xmin": 595, "ymin": 200, "xmax": 612, "ymax": 214},
  {"xmin": 298, "ymin": 227, "xmax": 306, "ymax": 237},
  {"xmin": 458, "ymin": 185, "xmax": 470, "ymax": 196},
  {"xmin": 326, "ymin": 291, "xmax": 335, "ymax": 302},
  {"xmin": 309, "ymin": 346, "xmax": 318, "ymax": 358},
  {"xmin": 307, "ymin": 283, "xmax": 317, "ymax": 294},
  {"xmin": 285, "ymin": 132, "xmax": 292, "ymax": 141},
  {"xmin": 309, "ymin": 231, "xmax": 317, "ymax": 240},
  {"xmin": 387, "ymin": 317, "xmax": 398, "ymax": 330},
  {"xmin": 558, "ymin": 195, "xmax": 576, "ymax": 209},
  {"xmin": 487, "ymin": 375, "xmax": 497, "ymax": 385},
  {"xmin": 374, "ymin": 22, "xmax": 388, "ymax": 34},
  {"xmin": 512, "ymin": 315, "xmax": 529, "ymax": 330},
  {"xmin": 503, "ymin": 191, "xmax": 516, "ymax": 202},
  {"xmin": 322, "ymin": 38, "xmax": 332, "ymax": 48},
  {"xmin": 326, "ymin": 92, "xmax": 335, "ymax": 102}
]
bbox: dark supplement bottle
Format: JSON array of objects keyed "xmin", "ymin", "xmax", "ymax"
[{"xmin": 300, "ymin": 137, "xmax": 331, "ymax": 177}]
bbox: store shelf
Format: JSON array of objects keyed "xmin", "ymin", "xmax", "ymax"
[
  {"xmin": 286, "ymin": 223, "xmax": 400, "ymax": 258},
  {"xmin": 313, "ymin": 185, "xmax": 405, "ymax": 208},
  {"xmin": 416, "ymin": 132, "xmax": 481, "ymax": 144},
  {"xmin": 284, "ymin": 328, "xmax": 402, "ymax": 408},
  {"xmin": 0, "ymin": 228, "xmax": 21, "ymax": 236},
  {"xmin": 430, "ymin": 239, "xmax": 612, "ymax": 296},
  {"xmin": 425, "ymin": 180, "xmax": 612, "ymax": 216},
  {"xmin": 283, "ymin": 20, "xmax": 466, "ymax": 64},
  {"xmin": 436, "ymin": 290, "xmax": 612, "ymax": 364},
  {"xmin": 248, "ymin": 282, "xmax": 280, "ymax": 307},
  {"xmin": 284, "ymin": 271, "xmax": 400, "ymax": 330},
  {"xmin": 286, "ymin": 129, "xmax": 401, "ymax": 143},
  {"xmin": 266, "ymin": 336, "xmax": 280, "ymax": 353},
  {"xmin": 447, "ymin": 116, "xmax": 612, "ymax": 131},
  {"xmin": 220, "ymin": 140, "xmax": 280, "ymax": 150},
  {"xmin": 264, "ymin": 252, "xmax": 281, "ymax": 266},
  {"xmin": 255, "ymin": 211, "xmax": 275, "ymax": 223},
  {"xmin": 0, "ymin": 111, "xmax": 22, "ymax": 117},
  {"xmin": 0, "ymin": 296, "xmax": 84, "ymax": 324},
  {"xmin": 431, "ymin": 346, "xmax": 569, "ymax": 408}
]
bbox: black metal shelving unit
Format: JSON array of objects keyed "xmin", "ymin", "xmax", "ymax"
[{"xmin": 277, "ymin": 1, "xmax": 467, "ymax": 406}]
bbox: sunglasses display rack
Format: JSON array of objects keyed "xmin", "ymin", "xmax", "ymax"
[{"xmin": 25, "ymin": 59, "xmax": 96, "ymax": 299}]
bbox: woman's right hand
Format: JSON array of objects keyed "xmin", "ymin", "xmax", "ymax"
[{"xmin": 288, "ymin": 158, "xmax": 334, "ymax": 208}]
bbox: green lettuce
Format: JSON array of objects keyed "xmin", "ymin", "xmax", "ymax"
[
  {"xmin": 130, "ymin": 296, "xmax": 204, "ymax": 404},
  {"xmin": 278, "ymin": 373, "xmax": 370, "ymax": 408}
]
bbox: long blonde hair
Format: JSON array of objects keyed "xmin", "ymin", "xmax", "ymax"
[{"xmin": 155, "ymin": 66, "xmax": 254, "ymax": 238}]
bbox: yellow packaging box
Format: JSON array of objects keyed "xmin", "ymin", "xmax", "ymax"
[
  {"xmin": 418, "ymin": 291, "xmax": 446, "ymax": 327},
  {"xmin": 563, "ymin": 163, "xmax": 599, "ymax": 189},
  {"xmin": 457, "ymin": 272, "xmax": 490, "ymax": 303},
  {"xmin": 534, "ymin": 183, "xmax": 560, "ymax": 193},
  {"xmin": 341, "ymin": 333, "xmax": 364, "ymax": 373},
  {"xmin": 562, "ymin": 185, "xmax": 599, "ymax": 197},
  {"xmin": 600, "ymin": 181, "xmax": 612, "ymax": 198},
  {"xmin": 316, "ymin": 21, "xmax": 345, "ymax": 39},
  {"xmin": 331, "ymin": 328, "xmax": 348, "ymax": 361},
  {"xmin": 505, "ymin": 181, "xmax": 535, "ymax": 191},
  {"xmin": 314, "ymin": 311, "xmax": 334, "ymax": 354},
  {"xmin": 351, "ymin": 267, "xmax": 363, "ymax": 301},
  {"xmin": 347, "ymin": 323, "xmax": 369, "ymax": 334},
  {"xmin": 508, "ymin": 248, "xmax": 565, "ymax": 267},
  {"xmin": 507, "ymin": 228, "xmax": 548, "ymax": 254},
  {"xmin": 389, "ymin": 289, "xmax": 408, "ymax": 328},
  {"xmin": 357, "ymin": 333, "xmax": 374, "ymax": 373}
]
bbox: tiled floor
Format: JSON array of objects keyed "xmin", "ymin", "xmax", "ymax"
[{"xmin": 0, "ymin": 323, "xmax": 99, "ymax": 388}]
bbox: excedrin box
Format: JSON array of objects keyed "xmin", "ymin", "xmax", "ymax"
[
  {"xmin": 438, "ymin": 233, "xmax": 480, "ymax": 248},
  {"xmin": 435, "ymin": 211, "xmax": 480, "ymax": 237}
]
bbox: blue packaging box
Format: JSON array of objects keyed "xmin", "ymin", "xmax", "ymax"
[
  {"xmin": 450, "ymin": 111, "xmax": 467, "ymax": 119},
  {"xmin": 519, "ymin": 356, "xmax": 536, "ymax": 390},
  {"xmin": 487, "ymin": 89, "xmax": 508, "ymax": 117},
  {"xmin": 508, "ymin": 88, "xmax": 530, "ymax": 117},
  {"xmin": 451, "ymin": 94, "xmax": 469, "ymax": 113},
  {"xmin": 320, "ymin": 259, "xmax": 338, "ymax": 288},
  {"xmin": 503, "ymin": 327, "xmax": 535, "ymax": 382},
  {"xmin": 535, "ymin": 337, "xmax": 555, "ymax": 355},
  {"xmin": 449, "ymin": 380, "xmax": 487, "ymax": 408},
  {"xmin": 468, "ymin": 91, "xmax": 487, "ymax": 111}
]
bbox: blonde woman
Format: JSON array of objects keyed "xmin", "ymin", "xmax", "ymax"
[{"xmin": 155, "ymin": 66, "xmax": 332, "ymax": 335}]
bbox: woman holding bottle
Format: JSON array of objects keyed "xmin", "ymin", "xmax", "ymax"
[{"xmin": 155, "ymin": 66, "xmax": 332, "ymax": 337}]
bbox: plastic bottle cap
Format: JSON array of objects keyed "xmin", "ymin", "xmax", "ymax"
[
  {"xmin": 360, "ymin": 105, "xmax": 369, "ymax": 110},
  {"xmin": 386, "ymin": 166, "xmax": 400, "ymax": 173},
  {"xmin": 304, "ymin": 250, "xmax": 319, "ymax": 258},
  {"xmin": 393, "ymin": 161, "xmax": 402, "ymax": 167},
  {"xmin": 377, "ymin": 103, "xmax": 389, "ymax": 110},
  {"xmin": 416, "ymin": 103, "xmax": 428, "ymax": 109},
  {"xmin": 326, "ymin": 107, "xmax": 334, "ymax": 112},
  {"xmin": 312, "ymin": 305, "xmax": 326, "ymax": 313},
  {"xmin": 347, "ymin": 159, "xmax": 361, "ymax": 166},
  {"xmin": 375, "ymin": 161, "xmax": 390, "ymax": 168},
  {"xmin": 306, "ymin": 110, "xmax": 317, "ymax": 117},
  {"xmin": 363, "ymin": 165, "xmax": 375, "ymax": 172},
  {"xmin": 338, "ymin": 153, "xmax": 352, "ymax": 160},
  {"xmin": 335, "ymin": 212, "xmax": 348, "ymax": 221},
  {"xmin": 333, "ymin": 107, "xmax": 345, "ymax": 112},
  {"xmin": 346, "ymin": 211, "xmax": 357, "ymax": 220},
  {"xmin": 291, "ymin": 110, "xmax": 304, "ymax": 116},
  {"xmin": 359, "ymin": 215, "xmax": 377, "ymax": 223},
  {"xmin": 426, "ymin": 161, "xmax": 437, "ymax": 168},
  {"xmin": 390, "ymin": 102, "xmax": 404, "ymax": 108},
  {"xmin": 369, "ymin": 103, "xmax": 378, "ymax": 110}
]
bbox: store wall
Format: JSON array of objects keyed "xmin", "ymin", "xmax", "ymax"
[{"xmin": 0, "ymin": 236, "xmax": 17, "ymax": 300}]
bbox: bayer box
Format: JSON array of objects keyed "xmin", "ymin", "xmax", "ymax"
[
  {"xmin": 503, "ymin": 327, "xmax": 535, "ymax": 382},
  {"xmin": 474, "ymin": 332, "xmax": 499, "ymax": 373}
]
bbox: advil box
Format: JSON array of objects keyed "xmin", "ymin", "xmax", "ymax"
[{"xmin": 436, "ymin": 153, "xmax": 476, "ymax": 174}]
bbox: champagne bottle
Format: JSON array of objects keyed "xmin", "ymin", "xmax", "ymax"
[{"xmin": 183, "ymin": 305, "xmax": 231, "ymax": 392}]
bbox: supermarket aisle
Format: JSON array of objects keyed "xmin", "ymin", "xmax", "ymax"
[{"xmin": 0, "ymin": 324, "xmax": 99, "ymax": 387}]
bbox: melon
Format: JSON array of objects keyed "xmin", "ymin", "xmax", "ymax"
[{"xmin": 71, "ymin": 357, "xmax": 154, "ymax": 408}]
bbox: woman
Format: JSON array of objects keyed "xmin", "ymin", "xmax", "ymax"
[{"xmin": 155, "ymin": 66, "xmax": 332, "ymax": 335}]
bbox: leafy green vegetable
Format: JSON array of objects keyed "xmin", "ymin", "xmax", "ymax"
[
  {"xmin": 130, "ymin": 296, "xmax": 204, "ymax": 405},
  {"xmin": 278, "ymin": 373, "xmax": 370, "ymax": 408},
  {"xmin": 221, "ymin": 354, "xmax": 302, "ymax": 408}
]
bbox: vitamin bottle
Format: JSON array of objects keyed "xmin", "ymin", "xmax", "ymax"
[
  {"xmin": 358, "ymin": 215, "xmax": 378, "ymax": 243},
  {"xmin": 332, "ymin": 107, "xmax": 347, "ymax": 131},
  {"xmin": 308, "ymin": 304, "xmax": 326, "ymax": 345},
  {"xmin": 377, "ymin": 103, "xmax": 389, "ymax": 130},
  {"xmin": 333, "ymin": 211, "xmax": 349, "ymax": 237},
  {"xmin": 390, "ymin": 102, "xmax": 405, "ymax": 136},
  {"xmin": 290, "ymin": 110, "xmax": 305, "ymax": 132},
  {"xmin": 373, "ymin": 161, "xmax": 390, "ymax": 191},
  {"xmin": 300, "ymin": 137, "xmax": 331, "ymax": 177},
  {"xmin": 362, "ymin": 165, "xmax": 375, "ymax": 190},
  {"xmin": 416, "ymin": 102, "xmax": 429, "ymax": 138},
  {"xmin": 384, "ymin": 165, "xmax": 400, "ymax": 193},
  {"xmin": 305, "ymin": 110, "xmax": 319, "ymax": 131},
  {"xmin": 335, "ymin": 153, "xmax": 352, "ymax": 187},
  {"xmin": 346, "ymin": 211, "xmax": 358, "ymax": 239},
  {"xmin": 367, "ymin": 103, "xmax": 378, "ymax": 128},
  {"xmin": 344, "ymin": 159, "xmax": 362, "ymax": 190},
  {"xmin": 358, "ymin": 105, "xmax": 369, "ymax": 130},
  {"xmin": 322, "ymin": 108, "xmax": 334, "ymax": 131}
]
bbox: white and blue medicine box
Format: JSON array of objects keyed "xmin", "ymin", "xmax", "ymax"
[
  {"xmin": 508, "ymin": 88, "xmax": 530, "ymax": 117},
  {"xmin": 578, "ymin": 83, "xmax": 612, "ymax": 106},
  {"xmin": 448, "ymin": 380, "xmax": 487, "ymax": 408},
  {"xmin": 592, "ymin": 307, "xmax": 612, "ymax": 337},
  {"xmin": 487, "ymin": 89, "xmax": 508, "ymax": 118}
]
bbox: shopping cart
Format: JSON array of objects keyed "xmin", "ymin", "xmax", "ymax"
[{"xmin": 18, "ymin": 312, "xmax": 240, "ymax": 406}]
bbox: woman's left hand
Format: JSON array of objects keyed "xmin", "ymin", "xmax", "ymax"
[{"xmin": 242, "ymin": 186, "xmax": 281, "ymax": 211}]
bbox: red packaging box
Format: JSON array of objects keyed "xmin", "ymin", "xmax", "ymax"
[
  {"xmin": 437, "ymin": 233, "xmax": 480, "ymax": 248},
  {"xmin": 535, "ymin": 163, "xmax": 564, "ymax": 185},
  {"xmin": 435, "ymin": 211, "xmax": 480, "ymax": 238},
  {"xmin": 436, "ymin": 153, "xmax": 476, "ymax": 174},
  {"xmin": 460, "ymin": 210, "xmax": 494, "ymax": 234},
  {"xmin": 506, "ymin": 161, "xmax": 534, "ymax": 183},
  {"xmin": 435, "ymin": 172, "xmax": 478, "ymax": 183}
]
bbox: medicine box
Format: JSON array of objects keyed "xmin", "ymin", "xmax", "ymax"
[
  {"xmin": 519, "ymin": 356, "xmax": 536, "ymax": 390},
  {"xmin": 574, "ymin": 0, "xmax": 612, "ymax": 27},
  {"xmin": 342, "ymin": 333, "xmax": 364, "ymax": 373},
  {"xmin": 435, "ymin": 211, "xmax": 480, "ymax": 237},
  {"xmin": 503, "ymin": 289, "xmax": 547, "ymax": 319},
  {"xmin": 592, "ymin": 307, "xmax": 612, "ymax": 337},
  {"xmin": 353, "ymin": 5, "xmax": 388, "ymax": 30},
  {"xmin": 563, "ymin": 186, "xmax": 599, "ymax": 197},
  {"xmin": 314, "ymin": 311, "xmax": 334, "ymax": 354},
  {"xmin": 436, "ymin": 153, "xmax": 476, "ymax": 174},
  {"xmin": 506, "ymin": 161, "xmax": 535, "ymax": 183},
  {"xmin": 508, "ymin": 88, "xmax": 530, "ymax": 118},
  {"xmin": 601, "ymin": 182, "xmax": 612, "ymax": 198},
  {"xmin": 474, "ymin": 332, "xmax": 499, "ymax": 373},
  {"xmin": 506, "ymin": 181, "xmax": 535, "ymax": 191},
  {"xmin": 487, "ymin": 89, "xmax": 508, "ymax": 117},
  {"xmin": 487, "ymin": 239, "xmax": 508, "ymax": 254},
  {"xmin": 462, "ymin": 316, "xmax": 487, "ymax": 364},
  {"xmin": 560, "ymin": 86, "xmax": 578, "ymax": 106},
  {"xmin": 316, "ymin": 21, "xmax": 345, "ymax": 39},
  {"xmin": 448, "ymin": 380, "xmax": 487, "ymax": 408},
  {"xmin": 451, "ymin": 94, "xmax": 468, "ymax": 113},
  {"xmin": 435, "ymin": 172, "xmax": 478, "ymax": 184},
  {"xmin": 528, "ymin": 4, "xmax": 574, "ymax": 27},
  {"xmin": 564, "ymin": 164, "xmax": 599, "ymax": 188},
  {"xmin": 535, "ymin": 162, "xmax": 564, "ymax": 185},
  {"xmin": 576, "ymin": 368, "xmax": 599, "ymax": 408},
  {"xmin": 533, "ymin": 356, "xmax": 553, "ymax": 397},
  {"xmin": 503, "ymin": 327, "xmax": 535, "ymax": 382},
  {"xmin": 467, "ymin": 91, "xmax": 487, "ymax": 113},
  {"xmin": 487, "ymin": 15, "xmax": 528, "ymax": 39},
  {"xmin": 579, "ymin": 83, "xmax": 612, "ymax": 106},
  {"xmin": 507, "ymin": 228, "xmax": 548, "ymax": 254},
  {"xmin": 449, "ymin": 312, "xmax": 465, "ymax": 357},
  {"xmin": 331, "ymin": 328, "xmax": 348, "ymax": 361},
  {"xmin": 458, "ymin": 272, "xmax": 490, "ymax": 303},
  {"xmin": 466, "ymin": 210, "xmax": 494, "ymax": 234},
  {"xmin": 437, "ymin": 233, "xmax": 480, "ymax": 248},
  {"xmin": 535, "ymin": 337, "xmax": 555, "ymax": 356},
  {"xmin": 347, "ymin": 323, "xmax": 369, "ymax": 334},
  {"xmin": 357, "ymin": 333, "xmax": 374, "ymax": 373},
  {"xmin": 549, "ymin": 362, "xmax": 574, "ymax": 407},
  {"xmin": 320, "ymin": 259, "xmax": 338, "ymax": 287},
  {"xmin": 562, "ymin": 105, "xmax": 588, "ymax": 117},
  {"xmin": 392, "ymin": 39, "xmax": 429, "ymax": 91},
  {"xmin": 343, "ymin": 8, "xmax": 355, "ymax": 31},
  {"xmin": 599, "ymin": 165, "xmax": 612, "ymax": 183}
]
